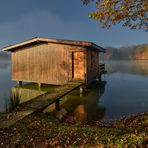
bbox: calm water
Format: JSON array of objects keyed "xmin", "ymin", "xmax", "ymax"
[
  {"xmin": 0, "ymin": 59, "xmax": 148, "ymax": 122},
  {"xmin": 0, "ymin": 60, "xmax": 15, "ymax": 112}
]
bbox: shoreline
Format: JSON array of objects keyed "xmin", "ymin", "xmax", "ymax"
[{"xmin": 0, "ymin": 111, "xmax": 147, "ymax": 147}]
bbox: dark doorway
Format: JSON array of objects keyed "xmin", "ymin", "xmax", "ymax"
[{"xmin": 72, "ymin": 51, "xmax": 74, "ymax": 79}]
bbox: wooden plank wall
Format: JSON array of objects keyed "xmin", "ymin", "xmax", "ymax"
[
  {"xmin": 74, "ymin": 51, "xmax": 86, "ymax": 81},
  {"xmin": 86, "ymin": 50, "xmax": 99, "ymax": 84},
  {"xmin": 12, "ymin": 43, "xmax": 86, "ymax": 85}
]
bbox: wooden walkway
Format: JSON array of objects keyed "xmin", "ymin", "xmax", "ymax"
[{"xmin": 0, "ymin": 83, "xmax": 83, "ymax": 129}]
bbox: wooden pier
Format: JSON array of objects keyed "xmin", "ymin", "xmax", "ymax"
[{"xmin": 0, "ymin": 82, "xmax": 83, "ymax": 129}]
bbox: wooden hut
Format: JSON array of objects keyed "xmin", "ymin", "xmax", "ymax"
[{"xmin": 2, "ymin": 38, "xmax": 106, "ymax": 85}]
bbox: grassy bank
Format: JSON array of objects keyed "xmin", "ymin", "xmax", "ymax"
[{"xmin": 0, "ymin": 112, "xmax": 147, "ymax": 147}]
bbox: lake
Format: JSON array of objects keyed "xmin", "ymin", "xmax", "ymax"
[{"xmin": 0, "ymin": 59, "xmax": 148, "ymax": 123}]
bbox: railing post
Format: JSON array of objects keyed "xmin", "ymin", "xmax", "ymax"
[{"xmin": 98, "ymin": 63, "xmax": 105, "ymax": 75}]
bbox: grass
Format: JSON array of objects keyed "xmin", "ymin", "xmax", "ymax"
[{"xmin": 0, "ymin": 112, "xmax": 147, "ymax": 147}]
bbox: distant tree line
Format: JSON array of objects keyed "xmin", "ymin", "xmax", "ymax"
[
  {"xmin": 101, "ymin": 44, "xmax": 148, "ymax": 60},
  {"xmin": 0, "ymin": 52, "xmax": 10, "ymax": 60}
]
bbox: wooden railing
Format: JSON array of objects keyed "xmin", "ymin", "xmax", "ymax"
[{"xmin": 98, "ymin": 64, "xmax": 107, "ymax": 75}]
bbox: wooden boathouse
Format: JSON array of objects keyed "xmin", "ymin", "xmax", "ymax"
[{"xmin": 2, "ymin": 37, "xmax": 106, "ymax": 86}]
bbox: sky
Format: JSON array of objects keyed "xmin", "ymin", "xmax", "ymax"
[{"xmin": 0, "ymin": 0, "xmax": 147, "ymax": 50}]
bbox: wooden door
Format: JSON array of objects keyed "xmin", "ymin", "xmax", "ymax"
[{"xmin": 74, "ymin": 51, "xmax": 85, "ymax": 81}]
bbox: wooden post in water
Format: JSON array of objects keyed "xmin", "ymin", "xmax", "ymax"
[
  {"xmin": 38, "ymin": 83, "xmax": 42, "ymax": 88},
  {"xmin": 80, "ymin": 85, "xmax": 86, "ymax": 94},
  {"xmin": 17, "ymin": 81, "xmax": 22, "ymax": 86},
  {"xmin": 55, "ymin": 100, "xmax": 60, "ymax": 111},
  {"xmin": 80, "ymin": 86, "xmax": 83, "ymax": 94}
]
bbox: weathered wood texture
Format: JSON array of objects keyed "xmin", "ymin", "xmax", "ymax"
[
  {"xmin": 12, "ymin": 43, "xmax": 87, "ymax": 85},
  {"xmin": 86, "ymin": 50, "xmax": 99, "ymax": 84},
  {"xmin": 74, "ymin": 51, "xmax": 86, "ymax": 81}
]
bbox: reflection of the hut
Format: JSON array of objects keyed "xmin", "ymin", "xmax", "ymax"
[
  {"xmin": 8, "ymin": 84, "xmax": 47, "ymax": 111},
  {"xmin": 44, "ymin": 81, "xmax": 106, "ymax": 123},
  {"xmin": 12, "ymin": 87, "xmax": 46, "ymax": 103}
]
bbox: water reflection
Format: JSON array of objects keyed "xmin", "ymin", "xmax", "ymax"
[
  {"xmin": 101, "ymin": 73, "xmax": 148, "ymax": 119},
  {"xmin": 7, "ymin": 89, "xmax": 20, "ymax": 112},
  {"xmin": 105, "ymin": 60, "xmax": 148, "ymax": 76},
  {"xmin": 0, "ymin": 57, "xmax": 11, "ymax": 69},
  {"xmin": 0, "ymin": 61, "xmax": 10, "ymax": 69},
  {"xmin": 1, "ymin": 59, "xmax": 148, "ymax": 120},
  {"xmin": 5, "ymin": 84, "xmax": 48, "ymax": 112},
  {"xmin": 44, "ymin": 82, "xmax": 106, "ymax": 123},
  {"xmin": 0, "ymin": 59, "xmax": 15, "ymax": 112}
]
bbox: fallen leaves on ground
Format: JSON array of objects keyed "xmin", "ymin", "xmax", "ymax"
[{"xmin": 0, "ymin": 112, "xmax": 147, "ymax": 147}]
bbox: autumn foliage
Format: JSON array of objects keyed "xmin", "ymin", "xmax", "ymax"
[
  {"xmin": 82, "ymin": 0, "xmax": 148, "ymax": 31},
  {"xmin": 0, "ymin": 112, "xmax": 147, "ymax": 147}
]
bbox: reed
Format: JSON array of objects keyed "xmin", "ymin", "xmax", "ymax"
[{"xmin": 8, "ymin": 89, "xmax": 21, "ymax": 112}]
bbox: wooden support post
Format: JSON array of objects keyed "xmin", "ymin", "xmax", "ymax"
[
  {"xmin": 80, "ymin": 86, "xmax": 83, "ymax": 94},
  {"xmin": 38, "ymin": 83, "xmax": 42, "ymax": 88},
  {"xmin": 80, "ymin": 85, "xmax": 86, "ymax": 94},
  {"xmin": 55, "ymin": 100, "xmax": 60, "ymax": 111},
  {"xmin": 17, "ymin": 81, "xmax": 22, "ymax": 86}
]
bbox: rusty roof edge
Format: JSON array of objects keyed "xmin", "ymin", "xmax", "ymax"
[
  {"xmin": 1, "ymin": 38, "xmax": 43, "ymax": 51},
  {"xmin": 91, "ymin": 43, "xmax": 106, "ymax": 52},
  {"xmin": 1, "ymin": 37, "xmax": 105, "ymax": 52}
]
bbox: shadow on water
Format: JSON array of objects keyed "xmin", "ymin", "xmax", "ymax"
[{"xmin": 43, "ymin": 81, "xmax": 107, "ymax": 124}]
